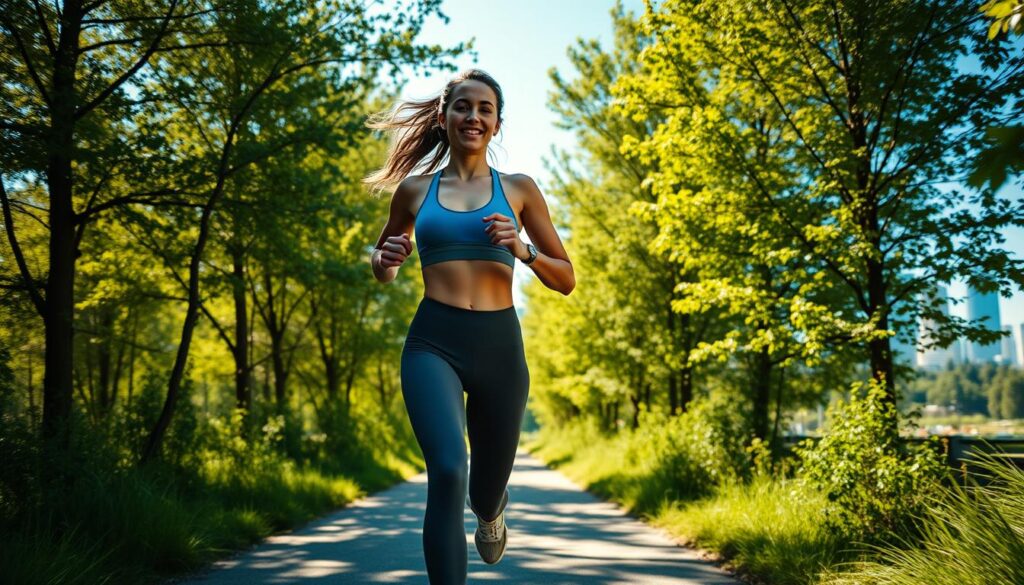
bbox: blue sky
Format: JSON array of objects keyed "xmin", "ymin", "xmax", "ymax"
[{"xmin": 381, "ymin": 0, "xmax": 1024, "ymax": 333}]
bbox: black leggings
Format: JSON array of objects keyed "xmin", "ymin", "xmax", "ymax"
[{"xmin": 400, "ymin": 295, "xmax": 530, "ymax": 584}]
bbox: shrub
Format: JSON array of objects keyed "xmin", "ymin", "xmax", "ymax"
[
  {"xmin": 632, "ymin": 393, "xmax": 752, "ymax": 500},
  {"xmin": 819, "ymin": 449, "xmax": 1024, "ymax": 584},
  {"xmin": 795, "ymin": 377, "xmax": 949, "ymax": 543}
]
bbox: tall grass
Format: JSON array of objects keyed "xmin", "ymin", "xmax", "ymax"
[
  {"xmin": 525, "ymin": 418, "xmax": 851, "ymax": 585},
  {"xmin": 526, "ymin": 397, "xmax": 751, "ymax": 515},
  {"xmin": 0, "ymin": 461, "xmax": 373, "ymax": 584},
  {"xmin": 818, "ymin": 450, "xmax": 1024, "ymax": 585},
  {"xmin": 654, "ymin": 474, "xmax": 855, "ymax": 585},
  {"xmin": 0, "ymin": 398, "xmax": 424, "ymax": 585},
  {"xmin": 527, "ymin": 410, "xmax": 1024, "ymax": 585}
]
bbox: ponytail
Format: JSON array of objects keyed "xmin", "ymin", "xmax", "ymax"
[{"xmin": 363, "ymin": 68, "xmax": 505, "ymax": 196}]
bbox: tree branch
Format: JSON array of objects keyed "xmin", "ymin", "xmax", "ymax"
[
  {"xmin": 3, "ymin": 13, "xmax": 52, "ymax": 107},
  {"xmin": 0, "ymin": 175, "xmax": 47, "ymax": 314},
  {"xmin": 30, "ymin": 0, "xmax": 56, "ymax": 56},
  {"xmin": 75, "ymin": 0, "xmax": 181, "ymax": 120}
]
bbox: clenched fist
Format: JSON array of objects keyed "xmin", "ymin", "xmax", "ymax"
[{"xmin": 378, "ymin": 233, "xmax": 413, "ymax": 268}]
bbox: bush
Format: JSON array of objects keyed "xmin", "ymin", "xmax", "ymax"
[
  {"xmin": 631, "ymin": 393, "xmax": 752, "ymax": 500},
  {"xmin": 795, "ymin": 377, "xmax": 949, "ymax": 544},
  {"xmin": 819, "ymin": 449, "xmax": 1024, "ymax": 584}
]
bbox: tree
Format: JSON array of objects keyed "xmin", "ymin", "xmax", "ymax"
[
  {"xmin": 0, "ymin": 0, "xmax": 466, "ymax": 461},
  {"xmin": 617, "ymin": 0, "xmax": 1024, "ymax": 438},
  {"xmin": 132, "ymin": 0, "xmax": 462, "ymax": 463}
]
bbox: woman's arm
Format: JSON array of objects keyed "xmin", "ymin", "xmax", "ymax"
[
  {"xmin": 370, "ymin": 176, "xmax": 419, "ymax": 284},
  {"xmin": 509, "ymin": 174, "xmax": 575, "ymax": 295}
]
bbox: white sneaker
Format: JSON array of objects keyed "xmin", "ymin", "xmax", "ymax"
[{"xmin": 467, "ymin": 487, "xmax": 509, "ymax": 564}]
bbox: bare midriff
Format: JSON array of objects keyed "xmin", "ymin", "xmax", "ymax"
[{"xmin": 422, "ymin": 260, "xmax": 514, "ymax": 311}]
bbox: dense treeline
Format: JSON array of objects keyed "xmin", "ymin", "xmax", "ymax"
[
  {"xmin": 524, "ymin": 1, "xmax": 1023, "ymax": 584},
  {"xmin": 524, "ymin": 0, "xmax": 1024, "ymax": 451},
  {"xmin": 0, "ymin": 1, "xmax": 467, "ymax": 581},
  {"xmin": 907, "ymin": 363, "xmax": 1024, "ymax": 419}
]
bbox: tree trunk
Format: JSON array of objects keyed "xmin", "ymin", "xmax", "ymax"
[
  {"xmin": 752, "ymin": 338, "xmax": 772, "ymax": 440},
  {"xmin": 668, "ymin": 370, "xmax": 678, "ymax": 416},
  {"xmin": 41, "ymin": 1, "xmax": 84, "ymax": 451},
  {"xmin": 667, "ymin": 304, "xmax": 679, "ymax": 415},
  {"xmin": 127, "ymin": 308, "xmax": 138, "ymax": 408},
  {"xmin": 846, "ymin": 49, "xmax": 899, "ymax": 423},
  {"xmin": 271, "ymin": 330, "xmax": 287, "ymax": 411},
  {"xmin": 769, "ymin": 365, "xmax": 786, "ymax": 465},
  {"xmin": 97, "ymin": 305, "xmax": 114, "ymax": 415},
  {"xmin": 141, "ymin": 104, "xmax": 242, "ymax": 462},
  {"xmin": 232, "ymin": 247, "xmax": 251, "ymax": 411},
  {"xmin": 679, "ymin": 366, "xmax": 693, "ymax": 413},
  {"xmin": 111, "ymin": 321, "xmax": 126, "ymax": 412}
]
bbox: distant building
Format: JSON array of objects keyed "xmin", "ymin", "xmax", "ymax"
[
  {"xmin": 1001, "ymin": 324, "xmax": 1020, "ymax": 367},
  {"xmin": 917, "ymin": 285, "xmax": 958, "ymax": 370},
  {"xmin": 1019, "ymin": 324, "xmax": 1024, "ymax": 367},
  {"xmin": 955, "ymin": 337, "xmax": 968, "ymax": 365},
  {"xmin": 890, "ymin": 287, "xmax": 918, "ymax": 367},
  {"xmin": 965, "ymin": 284, "xmax": 1002, "ymax": 363}
]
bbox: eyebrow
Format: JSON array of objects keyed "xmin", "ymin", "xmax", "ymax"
[{"xmin": 453, "ymin": 97, "xmax": 494, "ymax": 106}]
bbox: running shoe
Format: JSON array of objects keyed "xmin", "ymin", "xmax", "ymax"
[{"xmin": 467, "ymin": 487, "xmax": 509, "ymax": 564}]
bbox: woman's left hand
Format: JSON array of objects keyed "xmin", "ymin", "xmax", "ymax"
[{"xmin": 483, "ymin": 212, "xmax": 526, "ymax": 261}]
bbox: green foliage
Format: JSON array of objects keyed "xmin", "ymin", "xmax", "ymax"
[
  {"xmin": 0, "ymin": 338, "xmax": 422, "ymax": 583},
  {"xmin": 819, "ymin": 451, "xmax": 1024, "ymax": 585},
  {"xmin": 526, "ymin": 2, "xmax": 724, "ymax": 437},
  {"xmin": 614, "ymin": 0, "xmax": 1024, "ymax": 410},
  {"xmin": 905, "ymin": 362, "xmax": 1024, "ymax": 419},
  {"xmin": 657, "ymin": 474, "xmax": 851, "ymax": 585},
  {"xmin": 528, "ymin": 411, "xmax": 854, "ymax": 585},
  {"xmin": 631, "ymin": 394, "xmax": 753, "ymax": 500},
  {"xmin": 0, "ymin": 345, "xmax": 37, "ymax": 524},
  {"xmin": 795, "ymin": 378, "xmax": 950, "ymax": 544},
  {"xmin": 187, "ymin": 408, "xmax": 288, "ymax": 480},
  {"xmin": 967, "ymin": 125, "xmax": 1024, "ymax": 192},
  {"xmin": 528, "ymin": 392, "xmax": 755, "ymax": 513},
  {"xmin": 980, "ymin": 0, "xmax": 1024, "ymax": 39},
  {"xmin": 0, "ymin": 392, "xmax": 416, "ymax": 583}
]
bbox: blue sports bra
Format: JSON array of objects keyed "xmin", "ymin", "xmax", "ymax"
[{"xmin": 414, "ymin": 166, "xmax": 520, "ymax": 268}]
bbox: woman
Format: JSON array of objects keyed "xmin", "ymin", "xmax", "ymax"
[{"xmin": 365, "ymin": 68, "xmax": 575, "ymax": 584}]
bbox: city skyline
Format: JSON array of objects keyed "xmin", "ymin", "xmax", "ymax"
[{"xmin": 917, "ymin": 283, "xmax": 1022, "ymax": 369}]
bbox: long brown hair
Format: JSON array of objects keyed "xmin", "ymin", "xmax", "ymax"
[{"xmin": 363, "ymin": 69, "xmax": 505, "ymax": 196}]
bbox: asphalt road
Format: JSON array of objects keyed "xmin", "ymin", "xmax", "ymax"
[{"xmin": 171, "ymin": 448, "xmax": 743, "ymax": 584}]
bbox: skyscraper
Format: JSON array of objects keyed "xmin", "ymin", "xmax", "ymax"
[
  {"xmin": 1018, "ymin": 324, "xmax": 1024, "ymax": 367},
  {"xmin": 890, "ymin": 282, "xmax": 918, "ymax": 367},
  {"xmin": 1000, "ymin": 325, "xmax": 1018, "ymax": 366},
  {"xmin": 917, "ymin": 285, "xmax": 958, "ymax": 370},
  {"xmin": 966, "ymin": 284, "xmax": 1002, "ymax": 363}
]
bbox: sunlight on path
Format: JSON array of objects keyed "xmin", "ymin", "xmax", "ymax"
[{"xmin": 170, "ymin": 449, "xmax": 742, "ymax": 584}]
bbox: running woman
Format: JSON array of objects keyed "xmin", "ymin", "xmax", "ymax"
[{"xmin": 365, "ymin": 68, "xmax": 575, "ymax": 584}]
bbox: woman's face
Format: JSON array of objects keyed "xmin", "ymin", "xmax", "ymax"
[{"xmin": 440, "ymin": 79, "xmax": 500, "ymax": 153}]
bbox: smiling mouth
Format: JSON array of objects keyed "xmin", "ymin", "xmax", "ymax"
[{"xmin": 460, "ymin": 128, "xmax": 484, "ymax": 137}]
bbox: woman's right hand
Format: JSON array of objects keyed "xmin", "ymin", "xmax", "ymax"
[{"xmin": 378, "ymin": 233, "xmax": 412, "ymax": 268}]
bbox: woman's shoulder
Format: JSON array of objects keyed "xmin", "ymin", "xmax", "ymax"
[
  {"xmin": 392, "ymin": 172, "xmax": 435, "ymax": 199},
  {"xmin": 498, "ymin": 172, "xmax": 544, "ymax": 200},
  {"xmin": 496, "ymin": 169, "xmax": 533, "ymax": 182}
]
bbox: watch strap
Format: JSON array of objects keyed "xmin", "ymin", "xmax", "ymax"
[{"xmin": 523, "ymin": 243, "xmax": 538, "ymax": 265}]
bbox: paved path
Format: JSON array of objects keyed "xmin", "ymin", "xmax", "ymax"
[{"xmin": 172, "ymin": 448, "xmax": 743, "ymax": 584}]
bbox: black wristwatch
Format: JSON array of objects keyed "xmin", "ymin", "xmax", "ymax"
[{"xmin": 521, "ymin": 243, "xmax": 538, "ymax": 265}]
